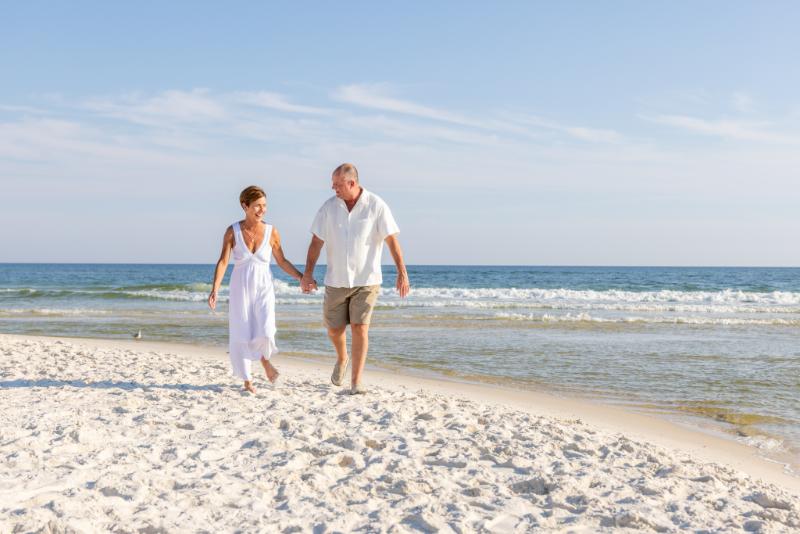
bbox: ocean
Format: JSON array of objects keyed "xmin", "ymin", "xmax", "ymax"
[{"xmin": 1, "ymin": 263, "xmax": 798, "ymax": 467}]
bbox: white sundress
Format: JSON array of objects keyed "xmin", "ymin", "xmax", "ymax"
[{"xmin": 228, "ymin": 221, "xmax": 278, "ymax": 380}]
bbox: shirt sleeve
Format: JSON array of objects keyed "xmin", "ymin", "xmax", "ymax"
[
  {"xmin": 376, "ymin": 202, "xmax": 400, "ymax": 239},
  {"xmin": 310, "ymin": 205, "xmax": 327, "ymax": 241}
]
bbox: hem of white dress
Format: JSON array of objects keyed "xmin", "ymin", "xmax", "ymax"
[{"xmin": 229, "ymin": 336, "xmax": 279, "ymax": 380}]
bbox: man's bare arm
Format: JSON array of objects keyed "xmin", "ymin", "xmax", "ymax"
[
  {"xmin": 301, "ymin": 234, "xmax": 324, "ymax": 293},
  {"xmin": 385, "ymin": 234, "xmax": 410, "ymax": 298}
]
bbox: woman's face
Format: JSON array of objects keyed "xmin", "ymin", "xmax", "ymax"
[{"xmin": 242, "ymin": 196, "xmax": 267, "ymax": 219}]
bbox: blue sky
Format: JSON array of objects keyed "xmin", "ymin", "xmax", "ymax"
[{"xmin": 2, "ymin": 2, "xmax": 799, "ymax": 265}]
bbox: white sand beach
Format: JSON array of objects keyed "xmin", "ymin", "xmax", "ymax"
[{"xmin": 1, "ymin": 334, "xmax": 798, "ymax": 533}]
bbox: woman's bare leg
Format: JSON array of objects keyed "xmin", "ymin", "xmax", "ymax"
[
  {"xmin": 261, "ymin": 356, "xmax": 279, "ymax": 383},
  {"xmin": 243, "ymin": 380, "xmax": 256, "ymax": 394}
]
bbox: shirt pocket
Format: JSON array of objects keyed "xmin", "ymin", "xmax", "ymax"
[{"xmin": 350, "ymin": 217, "xmax": 374, "ymax": 244}]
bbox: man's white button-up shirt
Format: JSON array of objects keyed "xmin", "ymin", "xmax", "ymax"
[{"xmin": 310, "ymin": 189, "xmax": 400, "ymax": 288}]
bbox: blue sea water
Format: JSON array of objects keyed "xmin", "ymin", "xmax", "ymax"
[{"xmin": 1, "ymin": 263, "xmax": 799, "ymax": 465}]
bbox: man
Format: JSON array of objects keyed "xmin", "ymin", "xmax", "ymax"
[{"xmin": 301, "ymin": 163, "xmax": 410, "ymax": 394}]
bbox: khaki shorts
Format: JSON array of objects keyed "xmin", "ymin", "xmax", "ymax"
[{"xmin": 323, "ymin": 285, "xmax": 380, "ymax": 329}]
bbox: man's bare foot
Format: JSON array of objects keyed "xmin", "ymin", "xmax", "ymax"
[
  {"xmin": 243, "ymin": 381, "xmax": 256, "ymax": 394},
  {"xmin": 261, "ymin": 357, "xmax": 280, "ymax": 384},
  {"xmin": 331, "ymin": 357, "xmax": 349, "ymax": 386},
  {"xmin": 349, "ymin": 383, "xmax": 367, "ymax": 395}
]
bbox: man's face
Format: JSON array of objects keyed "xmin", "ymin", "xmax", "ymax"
[{"xmin": 332, "ymin": 173, "xmax": 358, "ymax": 201}]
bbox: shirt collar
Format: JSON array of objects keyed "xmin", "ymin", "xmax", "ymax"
[{"xmin": 338, "ymin": 187, "xmax": 369, "ymax": 211}]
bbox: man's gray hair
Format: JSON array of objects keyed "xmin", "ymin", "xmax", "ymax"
[{"xmin": 333, "ymin": 163, "xmax": 359, "ymax": 183}]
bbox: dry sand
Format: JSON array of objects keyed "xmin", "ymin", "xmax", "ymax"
[{"xmin": 1, "ymin": 334, "xmax": 798, "ymax": 532}]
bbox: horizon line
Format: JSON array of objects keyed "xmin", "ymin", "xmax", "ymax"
[{"xmin": 1, "ymin": 262, "xmax": 799, "ymax": 269}]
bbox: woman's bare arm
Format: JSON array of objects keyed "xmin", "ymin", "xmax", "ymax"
[
  {"xmin": 270, "ymin": 227, "xmax": 303, "ymax": 282},
  {"xmin": 208, "ymin": 227, "xmax": 234, "ymax": 310}
]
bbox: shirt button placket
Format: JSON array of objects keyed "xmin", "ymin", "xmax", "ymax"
[{"xmin": 344, "ymin": 205, "xmax": 354, "ymax": 287}]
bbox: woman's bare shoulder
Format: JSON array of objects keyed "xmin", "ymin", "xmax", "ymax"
[{"xmin": 269, "ymin": 225, "xmax": 281, "ymax": 246}]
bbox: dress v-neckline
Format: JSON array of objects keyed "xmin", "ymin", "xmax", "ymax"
[{"xmin": 238, "ymin": 221, "xmax": 268, "ymax": 255}]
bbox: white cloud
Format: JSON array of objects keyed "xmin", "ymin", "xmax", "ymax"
[
  {"xmin": 334, "ymin": 83, "xmax": 623, "ymax": 145},
  {"xmin": 233, "ymin": 91, "xmax": 333, "ymax": 115},
  {"xmin": 514, "ymin": 115, "xmax": 623, "ymax": 143},
  {"xmin": 344, "ymin": 114, "xmax": 503, "ymax": 146},
  {"xmin": 642, "ymin": 113, "xmax": 800, "ymax": 144},
  {"xmin": 66, "ymin": 85, "xmax": 626, "ymax": 154},
  {"xmin": 731, "ymin": 91, "xmax": 754, "ymax": 113},
  {"xmin": 0, "ymin": 117, "xmax": 189, "ymax": 164},
  {"xmin": 4, "ymin": 90, "xmax": 800, "ymax": 264},
  {"xmin": 333, "ymin": 83, "xmax": 485, "ymax": 128},
  {"xmin": 84, "ymin": 89, "xmax": 228, "ymax": 126},
  {"xmin": 0, "ymin": 104, "xmax": 50, "ymax": 115},
  {"xmin": 77, "ymin": 89, "xmax": 337, "ymax": 150}
]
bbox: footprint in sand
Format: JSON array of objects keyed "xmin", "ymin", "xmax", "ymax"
[
  {"xmin": 510, "ymin": 477, "xmax": 556, "ymax": 496},
  {"xmin": 365, "ymin": 439, "xmax": 386, "ymax": 451}
]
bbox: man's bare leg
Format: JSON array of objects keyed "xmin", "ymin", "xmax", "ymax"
[
  {"xmin": 328, "ymin": 326, "xmax": 348, "ymax": 365},
  {"xmin": 328, "ymin": 326, "xmax": 349, "ymax": 386},
  {"xmin": 260, "ymin": 356, "xmax": 279, "ymax": 383},
  {"xmin": 350, "ymin": 324, "xmax": 369, "ymax": 389}
]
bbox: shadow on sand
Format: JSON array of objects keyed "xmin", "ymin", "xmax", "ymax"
[{"xmin": 0, "ymin": 379, "xmax": 229, "ymax": 392}]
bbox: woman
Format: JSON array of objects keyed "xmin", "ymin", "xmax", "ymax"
[{"xmin": 208, "ymin": 186, "xmax": 305, "ymax": 394}]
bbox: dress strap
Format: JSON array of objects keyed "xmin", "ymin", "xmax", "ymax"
[
  {"xmin": 262, "ymin": 224, "xmax": 273, "ymax": 249},
  {"xmin": 232, "ymin": 222, "xmax": 243, "ymax": 249}
]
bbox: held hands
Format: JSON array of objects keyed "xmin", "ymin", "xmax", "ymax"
[
  {"xmin": 396, "ymin": 271, "xmax": 410, "ymax": 298},
  {"xmin": 300, "ymin": 274, "xmax": 318, "ymax": 294},
  {"xmin": 207, "ymin": 290, "xmax": 218, "ymax": 310}
]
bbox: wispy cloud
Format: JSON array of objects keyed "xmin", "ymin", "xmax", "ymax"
[
  {"xmin": 514, "ymin": 115, "xmax": 623, "ymax": 143},
  {"xmin": 233, "ymin": 91, "xmax": 333, "ymax": 115},
  {"xmin": 78, "ymin": 89, "xmax": 333, "ymax": 148},
  {"xmin": 333, "ymin": 83, "xmax": 484, "ymax": 128},
  {"xmin": 334, "ymin": 83, "xmax": 622, "ymax": 144},
  {"xmin": 84, "ymin": 89, "xmax": 228, "ymax": 126},
  {"xmin": 0, "ymin": 104, "xmax": 50, "ymax": 115},
  {"xmin": 0, "ymin": 117, "xmax": 186, "ymax": 164},
  {"xmin": 344, "ymin": 114, "xmax": 503, "ymax": 146},
  {"xmin": 731, "ymin": 91, "xmax": 754, "ymax": 113},
  {"xmin": 642, "ymin": 113, "xmax": 800, "ymax": 144},
  {"xmin": 54, "ymin": 85, "xmax": 629, "ymax": 154},
  {"xmin": 5, "ymin": 86, "xmax": 800, "ymax": 265}
]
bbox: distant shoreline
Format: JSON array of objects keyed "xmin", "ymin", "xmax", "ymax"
[{"xmin": 3, "ymin": 262, "xmax": 800, "ymax": 268}]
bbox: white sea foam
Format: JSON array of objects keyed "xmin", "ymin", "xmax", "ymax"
[
  {"xmin": 492, "ymin": 311, "xmax": 800, "ymax": 326},
  {"xmin": 404, "ymin": 287, "xmax": 800, "ymax": 305},
  {"xmin": 119, "ymin": 289, "xmax": 212, "ymax": 302},
  {"xmin": 121, "ymin": 279, "xmax": 299, "ymax": 301},
  {"xmin": 737, "ymin": 435, "xmax": 787, "ymax": 452},
  {"xmin": 0, "ymin": 308, "xmax": 114, "ymax": 317},
  {"xmin": 6, "ymin": 283, "xmax": 800, "ymax": 314},
  {"xmin": 373, "ymin": 299, "xmax": 800, "ymax": 314}
]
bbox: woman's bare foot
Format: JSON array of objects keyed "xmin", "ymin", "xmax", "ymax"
[
  {"xmin": 260, "ymin": 357, "xmax": 280, "ymax": 384},
  {"xmin": 243, "ymin": 380, "xmax": 256, "ymax": 394}
]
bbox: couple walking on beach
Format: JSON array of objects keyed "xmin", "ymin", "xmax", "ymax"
[{"xmin": 207, "ymin": 163, "xmax": 410, "ymax": 394}]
